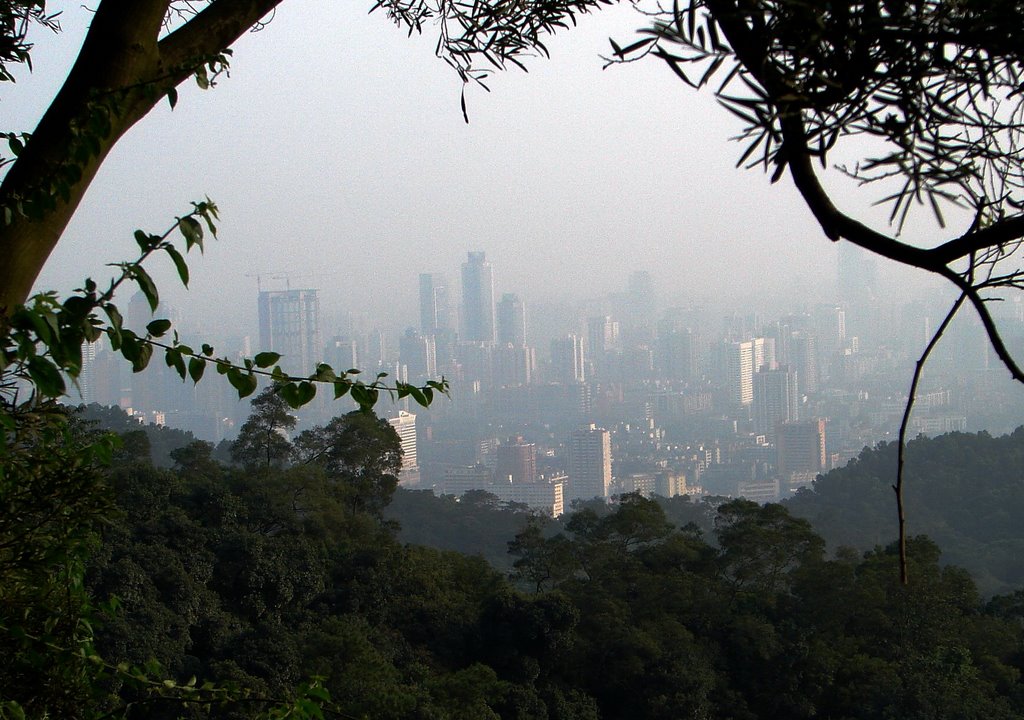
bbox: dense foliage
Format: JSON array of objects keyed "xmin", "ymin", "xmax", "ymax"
[
  {"xmin": 788, "ymin": 429, "xmax": 1024, "ymax": 596},
  {"xmin": 13, "ymin": 406, "xmax": 1015, "ymax": 718}
]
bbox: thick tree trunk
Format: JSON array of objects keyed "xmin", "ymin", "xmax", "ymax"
[
  {"xmin": 0, "ymin": 0, "xmax": 284, "ymax": 314},
  {"xmin": 0, "ymin": 0, "xmax": 168, "ymax": 313}
]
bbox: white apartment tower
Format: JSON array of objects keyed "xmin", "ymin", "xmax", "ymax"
[
  {"xmin": 387, "ymin": 410, "xmax": 418, "ymax": 478},
  {"xmin": 726, "ymin": 340, "xmax": 755, "ymax": 408},
  {"xmin": 567, "ymin": 423, "xmax": 612, "ymax": 502}
]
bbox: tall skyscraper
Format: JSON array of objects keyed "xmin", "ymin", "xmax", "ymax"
[
  {"xmin": 587, "ymin": 315, "xmax": 620, "ymax": 381},
  {"xmin": 399, "ymin": 328, "xmax": 437, "ymax": 383},
  {"xmin": 550, "ymin": 334, "xmax": 586, "ymax": 384},
  {"xmin": 790, "ymin": 332, "xmax": 819, "ymax": 393},
  {"xmin": 258, "ymin": 289, "xmax": 324, "ymax": 372},
  {"xmin": 568, "ymin": 423, "xmax": 612, "ymax": 502},
  {"xmin": 752, "ymin": 336, "xmax": 775, "ymax": 373},
  {"xmin": 657, "ymin": 327, "xmax": 699, "ymax": 384},
  {"xmin": 588, "ymin": 315, "xmax": 620, "ymax": 356},
  {"xmin": 419, "ymin": 273, "xmax": 452, "ymax": 335},
  {"xmin": 461, "ymin": 251, "xmax": 496, "ymax": 343},
  {"xmin": 496, "ymin": 292, "xmax": 527, "ymax": 347},
  {"xmin": 753, "ymin": 365, "xmax": 799, "ymax": 441},
  {"xmin": 724, "ymin": 340, "xmax": 755, "ymax": 408}
]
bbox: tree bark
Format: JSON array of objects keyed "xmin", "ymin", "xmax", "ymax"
[{"xmin": 0, "ymin": 0, "xmax": 284, "ymax": 314}]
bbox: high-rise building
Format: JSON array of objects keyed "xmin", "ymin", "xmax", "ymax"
[
  {"xmin": 567, "ymin": 423, "xmax": 612, "ymax": 502},
  {"xmin": 724, "ymin": 340, "xmax": 755, "ymax": 408},
  {"xmin": 495, "ymin": 436, "xmax": 537, "ymax": 485},
  {"xmin": 550, "ymin": 334, "xmax": 586, "ymax": 384},
  {"xmin": 752, "ymin": 336, "xmax": 775, "ymax": 372},
  {"xmin": 586, "ymin": 315, "xmax": 620, "ymax": 380},
  {"xmin": 493, "ymin": 343, "xmax": 533, "ymax": 387},
  {"xmin": 443, "ymin": 464, "xmax": 493, "ymax": 496},
  {"xmin": 461, "ymin": 251, "xmax": 496, "ymax": 343},
  {"xmin": 657, "ymin": 327, "xmax": 699, "ymax": 384},
  {"xmin": 387, "ymin": 410, "xmax": 419, "ymax": 483},
  {"xmin": 753, "ymin": 365, "xmax": 799, "ymax": 441},
  {"xmin": 588, "ymin": 315, "xmax": 619, "ymax": 355},
  {"xmin": 496, "ymin": 292, "xmax": 527, "ymax": 347},
  {"xmin": 777, "ymin": 418, "xmax": 826, "ymax": 483},
  {"xmin": 326, "ymin": 337, "xmax": 358, "ymax": 373},
  {"xmin": 504, "ymin": 476, "xmax": 565, "ymax": 517},
  {"xmin": 419, "ymin": 273, "xmax": 452, "ymax": 335},
  {"xmin": 399, "ymin": 328, "xmax": 437, "ymax": 383},
  {"xmin": 790, "ymin": 332, "xmax": 819, "ymax": 393},
  {"xmin": 258, "ymin": 289, "xmax": 323, "ymax": 372}
]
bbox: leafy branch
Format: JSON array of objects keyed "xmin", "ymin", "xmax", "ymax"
[
  {"xmin": 0, "ymin": 200, "xmax": 448, "ymax": 414},
  {"xmin": 0, "ymin": 615, "xmax": 337, "ymax": 720}
]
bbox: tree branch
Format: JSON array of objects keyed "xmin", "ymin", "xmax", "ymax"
[
  {"xmin": 930, "ymin": 214, "xmax": 1024, "ymax": 266},
  {"xmin": 0, "ymin": 0, "xmax": 172, "ymax": 312},
  {"xmin": 159, "ymin": 0, "xmax": 285, "ymax": 71},
  {"xmin": 895, "ymin": 291, "xmax": 965, "ymax": 586},
  {"xmin": 702, "ymin": 0, "xmax": 945, "ymax": 274}
]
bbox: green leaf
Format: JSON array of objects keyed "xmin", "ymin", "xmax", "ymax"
[
  {"xmin": 27, "ymin": 356, "xmax": 65, "ymax": 397},
  {"xmin": 178, "ymin": 216, "xmax": 204, "ymax": 252},
  {"xmin": 188, "ymin": 357, "xmax": 205, "ymax": 383},
  {"xmin": 166, "ymin": 87, "xmax": 178, "ymax": 110},
  {"xmin": 164, "ymin": 244, "xmax": 189, "ymax": 287},
  {"xmin": 227, "ymin": 370, "xmax": 258, "ymax": 398},
  {"xmin": 104, "ymin": 303, "xmax": 123, "ymax": 334},
  {"xmin": 279, "ymin": 382, "xmax": 301, "ymax": 408},
  {"xmin": 3, "ymin": 699, "xmax": 26, "ymax": 720},
  {"xmin": 134, "ymin": 229, "xmax": 150, "ymax": 253},
  {"xmin": 313, "ymin": 363, "xmax": 335, "ymax": 382},
  {"xmin": 165, "ymin": 347, "xmax": 186, "ymax": 380},
  {"xmin": 146, "ymin": 319, "xmax": 172, "ymax": 337},
  {"xmin": 132, "ymin": 265, "xmax": 159, "ymax": 311},
  {"xmin": 409, "ymin": 386, "xmax": 428, "ymax": 407},
  {"xmin": 254, "ymin": 351, "xmax": 281, "ymax": 368},
  {"xmin": 132, "ymin": 341, "xmax": 153, "ymax": 372},
  {"xmin": 295, "ymin": 381, "xmax": 316, "ymax": 406},
  {"xmin": 350, "ymin": 384, "xmax": 378, "ymax": 410},
  {"xmin": 89, "ymin": 436, "xmax": 117, "ymax": 466},
  {"xmin": 119, "ymin": 331, "xmax": 141, "ymax": 363},
  {"xmin": 333, "ymin": 380, "xmax": 350, "ymax": 399}
]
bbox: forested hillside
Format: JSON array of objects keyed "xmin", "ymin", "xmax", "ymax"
[
  {"xmin": 10, "ymin": 404, "xmax": 1019, "ymax": 717},
  {"xmin": 787, "ymin": 429, "xmax": 1024, "ymax": 595}
]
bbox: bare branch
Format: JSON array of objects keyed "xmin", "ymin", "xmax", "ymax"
[{"xmin": 895, "ymin": 291, "xmax": 965, "ymax": 586}]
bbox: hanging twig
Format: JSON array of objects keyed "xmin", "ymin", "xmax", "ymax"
[{"xmin": 895, "ymin": 291, "xmax": 966, "ymax": 585}]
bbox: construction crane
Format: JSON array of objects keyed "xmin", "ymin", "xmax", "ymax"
[{"xmin": 242, "ymin": 271, "xmax": 345, "ymax": 292}]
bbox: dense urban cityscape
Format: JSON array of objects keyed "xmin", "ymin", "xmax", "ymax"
[{"xmin": 72, "ymin": 243, "xmax": 1024, "ymax": 516}]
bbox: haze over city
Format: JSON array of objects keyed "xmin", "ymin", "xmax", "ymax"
[{"xmin": 15, "ymin": 3, "xmax": 952, "ymax": 336}]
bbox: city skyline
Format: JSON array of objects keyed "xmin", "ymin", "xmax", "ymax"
[{"xmin": 19, "ymin": 5, "xmax": 955, "ymax": 339}]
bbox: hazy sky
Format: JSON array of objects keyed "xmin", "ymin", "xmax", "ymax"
[{"xmin": 13, "ymin": 3, "xmax": 955, "ymax": 337}]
